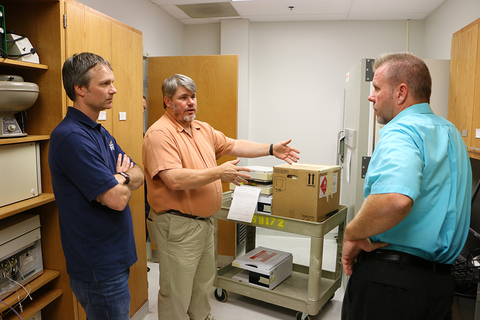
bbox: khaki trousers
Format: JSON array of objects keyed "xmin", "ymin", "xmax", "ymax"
[{"xmin": 147, "ymin": 209, "xmax": 215, "ymax": 320}]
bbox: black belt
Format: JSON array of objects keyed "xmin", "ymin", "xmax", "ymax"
[
  {"xmin": 359, "ymin": 250, "xmax": 452, "ymax": 274},
  {"xmin": 166, "ymin": 210, "xmax": 209, "ymax": 220}
]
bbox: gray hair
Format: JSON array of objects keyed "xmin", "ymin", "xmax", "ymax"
[
  {"xmin": 62, "ymin": 52, "xmax": 113, "ymax": 101},
  {"xmin": 162, "ymin": 74, "xmax": 197, "ymax": 109},
  {"xmin": 373, "ymin": 52, "xmax": 431, "ymax": 103}
]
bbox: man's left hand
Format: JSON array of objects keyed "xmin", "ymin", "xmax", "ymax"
[
  {"xmin": 341, "ymin": 238, "xmax": 388, "ymax": 276},
  {"xmin": 116, "ymin": 153, "xmax": 134, "ymax": 173},
  {"xmin": 272, "ymin": 139, "xmax": 300, "ymax": 164}
]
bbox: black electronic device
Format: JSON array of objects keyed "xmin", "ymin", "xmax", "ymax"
[{"xmin": 0, "ymin": 6, "xmax": 6, "ymax": 57}]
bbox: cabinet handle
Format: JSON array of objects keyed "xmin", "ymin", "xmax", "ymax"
[{"xmin": 469, "ymin": 147, "xmax": 480, "ymax": 151}]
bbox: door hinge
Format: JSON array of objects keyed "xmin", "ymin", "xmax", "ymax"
[
  {"xmin": 361, "ymin": 156, "xmax": 371, "ymax": 178},
  {"xmin": 63, "ymin": 14, "xmax": 67, "ymax": 28}
]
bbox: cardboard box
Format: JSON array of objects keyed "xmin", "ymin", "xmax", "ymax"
[
  {"xmin": 232, "ymin": 246, "xmax": 292, "ymax": 290},
  {"xmin": 272, "ymin": 163, "xmax": 341, "ymax": 222}
]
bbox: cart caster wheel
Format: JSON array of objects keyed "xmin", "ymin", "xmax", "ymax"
[
  {"xmin": 214, "ymin": 288, "xmax": 227, "ymax": 302},
  {"xmin": 295, "ymin": 312, "xmax": 311, "ymax": 320}
]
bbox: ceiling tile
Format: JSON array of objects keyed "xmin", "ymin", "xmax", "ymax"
[{"xmin": 150, "ymin": 0, "xmax": 446, "ymax": 24}]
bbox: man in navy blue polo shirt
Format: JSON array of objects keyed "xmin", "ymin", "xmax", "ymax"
[{"xmin": 48, "ymin": 52, "xmax": 144, "ymax": 320}]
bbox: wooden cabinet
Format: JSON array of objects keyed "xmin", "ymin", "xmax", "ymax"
[
  {"xmin": 448, "ymin": 17, "xmax": 480, "ymax": 160},
  {"xmin": 0, "ymin": 1, "xmax": 147, "ymax": 319}
]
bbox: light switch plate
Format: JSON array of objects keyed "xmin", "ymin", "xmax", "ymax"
[
  {"xmin": 98, "ymin": 111, "xmax": 107, "ymax": 121},
  {"xmin": 345, "ymin": 128, "xmax": 356, "ymax": 148}
]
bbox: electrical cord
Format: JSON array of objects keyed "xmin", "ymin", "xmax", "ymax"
[
  {"xmin": 5, "ymin": 273, "xmax": 32, "ymax": 302},
  {"xmin": 0, "ymin": 261, "xmax": 31, "ymax": 320},
  {"xmin": 13, "ymin": 268, "xmax": 32, "ymax": 303},
  {"xmin": 0, "ymin": 298, "xmax": 24, "ymax": 320}
]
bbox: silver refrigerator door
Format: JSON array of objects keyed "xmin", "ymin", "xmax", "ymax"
[{"xmin": 340, "ymin": 58, "xmax": 375, "ymax": 226}]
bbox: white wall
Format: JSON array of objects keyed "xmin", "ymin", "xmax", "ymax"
[
  {"xmin": 76, "ymin": 0, "xmax": 185, "ymax": 56},
  {"xmin": 184, "ymin": 24, "xmax": 221, "ymax": 55},
  {"xmin": 76, "ymin": 0, "xmax": 480, "ymax": 167},
  {"xmin": 246, "ymin": 20, "xmax": 422, "ymax": 166},
  {"xmin": 424, "ymin": 0, "xmax": 480, "ymax": 59}
]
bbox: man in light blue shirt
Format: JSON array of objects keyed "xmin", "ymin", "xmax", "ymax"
[{"xmin": 341, "ymin": 52, "xmax": 471, "ymax": 320}]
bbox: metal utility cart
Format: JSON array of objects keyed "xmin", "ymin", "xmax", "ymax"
[{"xmin": 213, "ymin": 193, "xmax": 347, "ymax": 320}]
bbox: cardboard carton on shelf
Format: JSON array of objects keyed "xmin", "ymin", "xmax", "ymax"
[
  {"xmin": 272, "ymin": 163, "xmax": 341, "ymax": 222},
  {"xmin": 232, "ymin": 246, "xmax": 292, "ymax": 290}
]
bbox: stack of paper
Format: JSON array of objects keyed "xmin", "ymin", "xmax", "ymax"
[
  {"xmin": 243, "ymin": 166, "xmax": 273, "ymax": 181},
  {"xmin": 230, "ymin": 166, "xmax": 273, "ymax": 214}
]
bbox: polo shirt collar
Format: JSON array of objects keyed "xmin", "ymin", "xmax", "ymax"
[
  {"xmin": 67, "ymin": 106, "xmax": 102, "ymax": 130},
  {"xmin": 388, "ymin": 103, "xmax": 433, "ymax": 126}
]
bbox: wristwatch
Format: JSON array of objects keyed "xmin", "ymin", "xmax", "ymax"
[{"xmin": 117, "ymin": 171, "xmax": 130, "ymax": 185}]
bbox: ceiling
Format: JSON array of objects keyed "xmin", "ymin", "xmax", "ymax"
[{"xmin": 150, "ymin": 0, "xmax": 446, "ymax": 25}]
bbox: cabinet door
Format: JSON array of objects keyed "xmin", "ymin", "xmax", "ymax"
[
  {"xmin": 448, "ymin": 22, "xmax": 478, "ymax": 149},
  {"xmin": 64, "ymin": 1, "xmax": 147, "ymax": 319},
  {"xmin": 471, "ymin": 24, "xmax": 480, "ymax": 152},
  {"xmin": 65, "ymin": 0, "xmax": 113, "ymax": 132},
  {"xmin": 111, "ymin": 22, "xmax": 148, "ymax": 314}
]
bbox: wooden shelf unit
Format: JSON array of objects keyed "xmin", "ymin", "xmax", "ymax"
[
  {"xmin": 0, "ymin": 0, "xmax": 147, "ymax": 318},
  {"xmin": 2, "ymin": 289, "xmax": 63, "ymax": 320},
  {"xmin": 0, "ymin": 270, "xmax": 62, "ymax": 319},
  {"xmin": 0, "ymin": 193, "xmax": 55, "ymax": 220},
  {"xmin": 0, "ymin": 135, "xmax": 50, "ymax": 146},
  {"xmin": 1, "ymin": 1, "xmax": 70, "ymax": 319},
  {"xmin": 0, "ymin": 58, "xmax": 48, "ymax": 70}
]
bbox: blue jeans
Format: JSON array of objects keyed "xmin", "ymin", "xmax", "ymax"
[{"xmin": 70, "ymin": 269, "xmax": 131, "ymax": 320}]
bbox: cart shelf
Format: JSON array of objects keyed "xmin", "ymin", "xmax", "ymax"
[{"xmin": 213, "ymin": 193, "xmax": 347, "ymax": 320}]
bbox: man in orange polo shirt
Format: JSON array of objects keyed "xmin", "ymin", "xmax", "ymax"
[{"xmin": 143, "ymin": 74, "xmax": 300, "ymax": 320}]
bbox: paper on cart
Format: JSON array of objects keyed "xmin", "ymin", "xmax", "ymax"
[{"xmin": 227, "ymin": 185, "xmax": 261, "ymax": 223}]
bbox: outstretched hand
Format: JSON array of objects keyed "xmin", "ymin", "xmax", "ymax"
[{"xmin": 272, "ymin": 139, "xmax": 300, "ymax": 164}]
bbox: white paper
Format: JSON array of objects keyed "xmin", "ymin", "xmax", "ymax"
[
  {"xmin": 346, "ymin": 148, "xmax": 352, "ymax": 184},
  {"xmin": 227, "ymin": 185, "xmax": 261, "ymax": 223},
  {"xmin": 476, "ymin": 128, "xmax": 480, "ymax": 139}
]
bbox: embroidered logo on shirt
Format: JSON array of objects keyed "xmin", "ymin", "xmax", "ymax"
[{"xmin": 109, "ymin": 140, "xmax": 114, "ymax": 151}]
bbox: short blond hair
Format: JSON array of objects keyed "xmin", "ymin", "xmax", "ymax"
[{"xmin": 373, "ymin": 52, "xmax": 431, "ymax": 103}]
